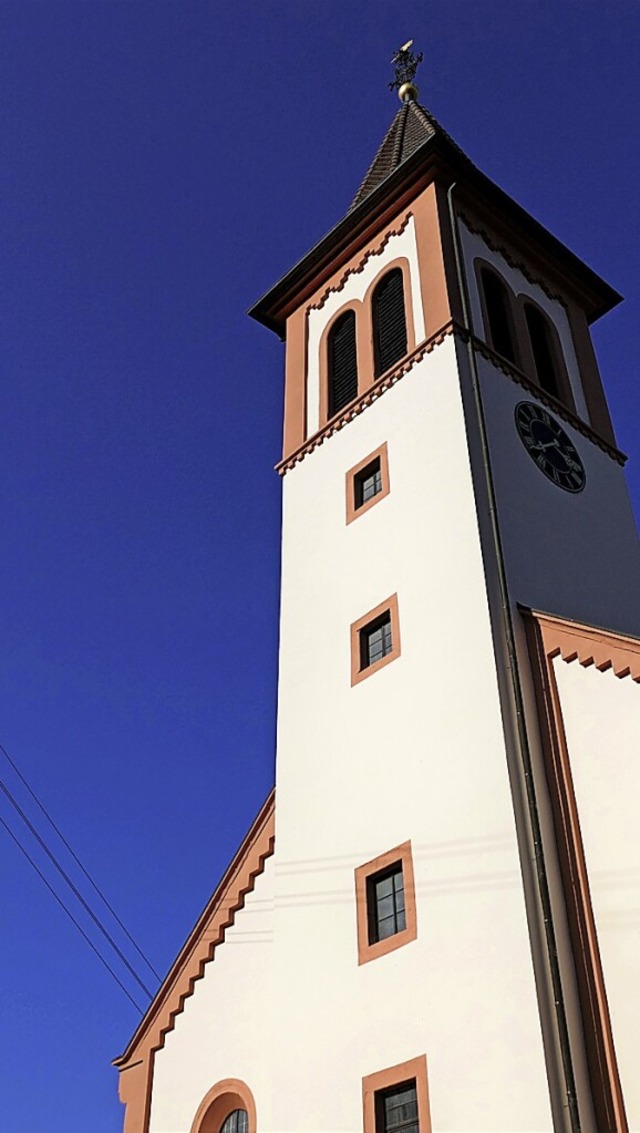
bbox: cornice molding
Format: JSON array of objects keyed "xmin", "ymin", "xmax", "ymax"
[
  {"xmin": 278, "ymin": 323, "xmax": 625, "ymax": 476},
  {"xmin": 311, "ymin": 212, "xmax": 413, "ymax": 312},
  {"xmin": 459, "ymin": 210, "xmax": 567, "ymax": 307},
  {"xmin": 115, "ymin": 790, "xmax": 275, "ymax": 1098},
  {"xmin": 469, "ymin": 334, "xmax": 626, "ymax": 466},
  {"xmin": 529, "ymin": 610, "xmax": 640, "ymax": 682},
  {"xmin": 277, "ymin": 323, "xmax": 454, "ymax": 475}
]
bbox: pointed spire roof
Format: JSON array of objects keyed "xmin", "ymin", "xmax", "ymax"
[
  {"xmin": 250, "ymin": 90, "xmax": 621, "ymax": 336},
  {"xmin": 350, "ymin": 99, "xmax": 438, "ymax": 210}
]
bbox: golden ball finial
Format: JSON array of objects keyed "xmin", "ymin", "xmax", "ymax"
[{"xmin": 398, "ymin": 81, "xmax": 419, "ymax": 103}]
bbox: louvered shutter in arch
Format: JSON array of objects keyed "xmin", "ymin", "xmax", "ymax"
[
  {"xmin": 524, "ymin": 303, "xmax": 561, "ymax": 400},
  {"xmin": 481, "ymin": 268, "xmax": 517, "ymax": 364},
  {"xmin": 372, "ymin": 268, "xmax": 408, "ymax": 377},
  {"xmin": 328, "ymin": 309, "xmax": 358, "ymax": 417}
]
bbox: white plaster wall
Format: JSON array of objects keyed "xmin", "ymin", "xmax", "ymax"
[
  {"xmin": 475, "ymin": 352, "xmax": 640, "ymax": 636},
  {"xmin": 553, "ymin": 657, "xmax": 640, "ymax": 1130},
  {"xmin": 148, "ymin": 855, "xmax": 274, "ymax": 1133},
  {"xmin": 274, "ymin": 335, "xmax": 552, "ymax": 1132},
  {"xmin": 459, "ymin": 222, "xmax": 589, "ymax": 421},
  {"xmin": 305, "ymin": 215, "xmax": 426, "ymax": 437}
]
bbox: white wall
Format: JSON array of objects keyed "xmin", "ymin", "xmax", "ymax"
[
  {"xmin": 274, "ymin": 332, "xmax": 552, "ymax": 1132},
  {"xmin": 148, "ymin": 855, "xmax": 274, "ymax": 1133},
  {"xmin": 553, "ymin": 657, "xmax": 640, "ymax": 1131},
  {"xmin": 305, "ymin": 215, "xmax": 426, "ymax": 437}
]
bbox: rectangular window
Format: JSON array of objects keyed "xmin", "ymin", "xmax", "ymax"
[
  {"xmin": 345, "ymin": 442, "xmax": 390, "ymax": 524},
  {"xmin": 367, "ymin": 863, "xmax": 406, "ymax": 944},
  {"xmin": 361, "ymin": 612, "xmax": 393, "ymax": 670},
  {"xmin": 355, "ymin": 841, "xmax": 416, "ymax": 965},
  {"xmin": 377, "ymin": 1082, "xmax": 419, "ymax": 1133},
  {"xmin": 351, "ymin": 594, "xmax": 400, "ymax": 686},
  {"xmin": 362, "ymin": 1057, "xmax": 431, "ymax": 1133},
  {"xmin": 355, "ymin": 458, "xmax": 382, "ymax": 507}
]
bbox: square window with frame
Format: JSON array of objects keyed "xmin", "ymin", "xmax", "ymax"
[
  {"xmin": 346, "ymin": 442, "xmax": 390, "ymax": 524},
  {"xmin": 355, "ymin": 841, "xmax": 416, "ymax": 965},
  {"xmin": 363, "ymin": 1057, "xmax": 431, "ymax": 1133},
  {"xmin": 377, "ymin": 1081, "xmax": 419, "ymax": 1133},
  {"xmin": 351, "ymin": 594, "xmax": 400, "ymax": 686},
  {"xmin": 367, "ymin": 862, "xmax": 406, "ymax": 944}
]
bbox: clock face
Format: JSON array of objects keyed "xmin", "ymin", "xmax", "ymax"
[{"xmin": 515, "ymin": 402, "xmax": 586, "ymax": 493}]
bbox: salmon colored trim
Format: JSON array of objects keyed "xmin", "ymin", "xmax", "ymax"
[
  {"xmin": 311, "ymin": 213, "xmax": 413, "ymax": 312},
  {"xmin": 363, "ymin": 256, "xmax": 417, "ymax": 379},
  {"xmin": 189, "ymin": 1078, "xmax": 257, "ymax": 1133},
  {"xmin": 282, "ymin": 305, "xmax": 308, "ymax": 461},
  {"xmin": 532, "ymin": 610, "xmax": 640, "ymax": 681},
  {"xmin": 362, "ymin": 1054, "xmax": 431, "ymax": 1133},
  {"xmin": 118, "ymin": 1056, "xmax": 155, "ymax": 1133},
  {"xmin": 355, "ymin": 841, "xmax": 417, "ymax": 965},
  {"xmin": 351, "ymin": 594, "xmax": 401, "ymax": 687},
  {"xmin": 345, "ymin": 442, "xmax": 390, "ymax": 525},
  {"xmin": 277, "ymin": 322, "xmax": 455, "ymax": 475},
  {"xmin": 411, "ymin": 182, "xmax": 457, "ymax": 337},
  {"xmin": 523, "ymin": 610, "xmax": 633, "ymax": 1133},
  {"xmin": 114, "ymin": 790, "xmax": 275, "ymax": 1133}
]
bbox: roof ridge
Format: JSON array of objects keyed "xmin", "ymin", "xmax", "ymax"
[
  {"xmin": 391, "ymin": 103, "xmax": 409, "ymax": 167},
  {"xmin": 349, "ymin": 99, "xmax": 439, "ymax": 212}
]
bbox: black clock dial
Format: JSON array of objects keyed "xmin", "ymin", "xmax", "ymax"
[{"xmin": 515, "ymin": 401, "xmax": 586, "ymax": 493}]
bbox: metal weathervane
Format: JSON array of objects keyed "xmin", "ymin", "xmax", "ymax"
[{"xmin": 389, "ymin": 39, "xmax": 423, "ymax": 101}]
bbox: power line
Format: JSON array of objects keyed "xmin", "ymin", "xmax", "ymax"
[
  {"xmin": 0, "ymin": 774, "xmax": 154, "ymax": 1000},
  {"xmin": 0, "ymin": 812, "xmax": 144, "ymax": 1014},
  {"xmin": 0, "ymin": 739, "xmax": 161, "ymax": 981}
]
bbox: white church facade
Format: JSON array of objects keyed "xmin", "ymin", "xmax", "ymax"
[{"xmin": 114, "ymin": 50, "xmax": 640, "ymax": 1133}]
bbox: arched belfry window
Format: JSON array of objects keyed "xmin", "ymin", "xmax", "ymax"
[
  {"xmin": 481, "ymin": 267, "xmax": 517, "ymax": 364},
  {"xmin": 328, "ymin": 309, "xmax": 358, "ymax": 417},
  {"xmin": 524, "ymin": 303, "xmax": 563, "ymax": 401},
  {"xmin": 220, "ymin": 1112, "xmax": 248, "ymax": 1133},
  {"xmin": 372, "ymin": 268, "xmax": 408, "ymax": 377}
]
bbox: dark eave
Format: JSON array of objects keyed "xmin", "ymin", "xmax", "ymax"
[{"xmin": 249, "ymin": 131, "xmax": 621, "ymax": 339}]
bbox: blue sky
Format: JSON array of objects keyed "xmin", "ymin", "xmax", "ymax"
[{"xmin": 0, "ymin": 3, "xmax": 639, "ymax": 1130}]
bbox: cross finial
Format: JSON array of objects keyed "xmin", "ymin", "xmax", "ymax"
[{"xmin": 389, "ymin": 39, "xmax": 423, "ymax": 102}]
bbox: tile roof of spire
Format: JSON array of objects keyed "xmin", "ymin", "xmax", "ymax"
[{"xmin": 349, "ymin": 99, "xmax": 454, "ymax": 211}]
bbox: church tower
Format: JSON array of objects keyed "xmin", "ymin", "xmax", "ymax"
[{"xmin": 116, "ymin": 46, "xmax": 640, "ymax": 1133}]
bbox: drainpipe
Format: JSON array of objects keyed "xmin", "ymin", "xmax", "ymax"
[{"xmin": 445, "ymin": 182, "xmax": 580, "ymax": 1133}]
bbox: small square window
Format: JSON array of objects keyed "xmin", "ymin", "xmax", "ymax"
[
  {"xmin": 355, "ymin": 841, "xmax": 416, "ymax": 965},
  {"xmin": 351, "ymin": 595, "xmax": 400, "ymax": 686},
  {"xmin": 377, "ymin": 1082, "xmax": 419, "ymax": 1133},
  {"xmin": 367, "ymin": 863, "xmax": 406, "ymax": 944},
  {"xmin": 361, "ymin": 612, "xmax": 393, "ymax": 670},
  {"xmin": 355, "ymin": 458, "xmax": 382, "ymax": 507},
  {"xmin": 362, "ymin": 1056, "xmax": 431, "ymax": 1133},
  {"xmin": 346, "ymin": 443, "xmax": 390, "ymax": 524}
]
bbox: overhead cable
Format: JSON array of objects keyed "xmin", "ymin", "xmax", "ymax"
[
  {"xmin": 0, "ymin": 812, "xmax": 144, "ymax": 1014},
  {"xmin": 0, "ymin": 774, "xmax": 154, "ymax": 999},
  {"xmin": 0, "ymin": 739, "xmax": 160, "ymax": 981}
]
